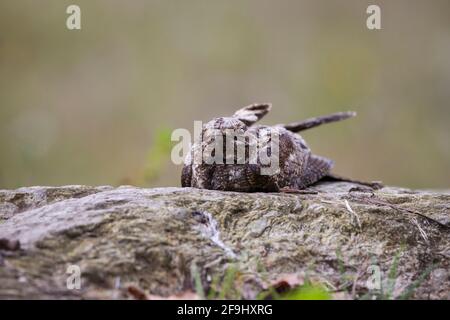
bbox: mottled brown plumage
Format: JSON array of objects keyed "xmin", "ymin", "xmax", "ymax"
[{"xmin": 181, "ymin": 103, "xmax": 381, "ymax": 192}]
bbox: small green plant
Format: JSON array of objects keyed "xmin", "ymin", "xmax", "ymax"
[
  {"xmin": 193, "ymin": 264, "xmax": 241, "ymax": 300},
  {"xmin": 193, "ymin": 259, "xmax": 335, "ymax": 300},
  {"xmin": 190, "ymin": 262, "xmax": 205, "ymax": 299},
  {"xmin": 335, "ymin": 247, "xmax": 346, "ymax": 276},
  {"xmin": 281, "ymin": 283, "xmax": 331, "ymax": 300},
  {"xmin": 206, "ymin": 273, "xmax": 222, "ymax": 300},
  {"xmin": 359, "ymin": 248, "xmax": 435, "ymax": 300},
  {"xmin": 144, "ymin": 127, "xmax": 172, "ymax": 183},
  {"xmin": 382, "ymin": 250, "xmax": 401, "ymax": 299},
  {"xmin": 397, "ymin": 264, "xmax": 435, "ymax": 300},
  {"xmin": 334, "ymin": 246, "xmax": 355, "ymax": 291},
  {"xmin": 217, "ymin": 265, "xmax": 239, "ymax": 299}
]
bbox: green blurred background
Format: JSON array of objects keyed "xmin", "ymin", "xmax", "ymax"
[{"xmin": 0, "ymin": 0, "xmax": 449, "ymax": 189}]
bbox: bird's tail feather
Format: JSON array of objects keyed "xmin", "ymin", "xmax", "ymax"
[{"xmin": 282, "ymin": 111, "xmax": 356, "ymax": 132}]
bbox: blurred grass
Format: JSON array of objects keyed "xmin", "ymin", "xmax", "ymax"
[
  {"xmin": 143, "ymin": 128, "xmax": 173, "ymax": 184},
  {"xmin": 0, "ymin": 0, "xmax": 449, "ymax": 189}
]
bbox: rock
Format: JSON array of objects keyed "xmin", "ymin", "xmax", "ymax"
[{"xmin": 0, "ymin": 183, "xmax": 448, "ymax": 299}]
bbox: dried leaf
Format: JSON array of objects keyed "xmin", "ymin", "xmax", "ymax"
[
  {"xmin": 127, "ymin": 285, "xmax": 148, "ymax": 300},
  {"xmin": 266, "ymin": 273, "xmax": 304, "ymax": 294}
]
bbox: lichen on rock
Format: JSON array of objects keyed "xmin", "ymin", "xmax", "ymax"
[{"xmin": 0, "ymin": 183, "xmax": 448, "ymax": 299}]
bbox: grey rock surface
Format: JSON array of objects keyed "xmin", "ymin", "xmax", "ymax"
[{"xmin": 0, "ymin": 183, "xmax": 448, "ymax": 299}]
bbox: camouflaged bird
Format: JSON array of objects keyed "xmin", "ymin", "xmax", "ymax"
[{"xmin": 181, "ymin": 103, "xmax": 381, "ymax": 193}]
